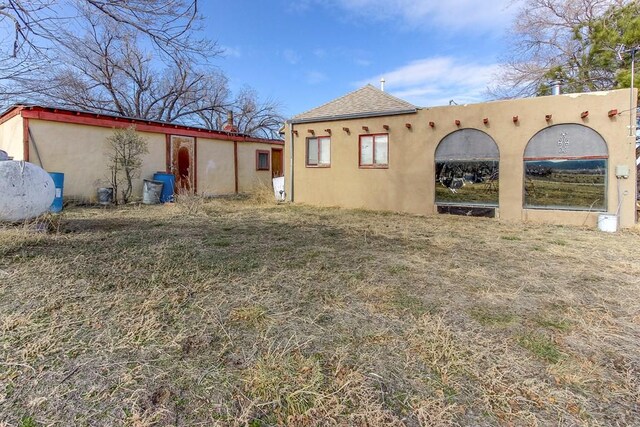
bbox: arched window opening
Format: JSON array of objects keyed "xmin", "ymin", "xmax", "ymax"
[
  {"xmin": 524, "ymin": 124, "xmax": 608, "ymax": 211},
  {"xmin": 435, "ymin": 129, "xmax": 499, "ymax": 207}
]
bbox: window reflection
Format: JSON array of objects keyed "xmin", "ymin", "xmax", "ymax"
[
  {"xmin": 435, "ymin": 160, "xmax": 499, "ymax": 205},
  {"xmin": 524, "ymin": 159, "xmax": 606, "ymax": 210}
]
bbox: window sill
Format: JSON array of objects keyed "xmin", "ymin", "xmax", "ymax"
[
  {"xmin": 436, "ymin": 202, "xmax": 499, "ymax": 208},
  {"xmin": 305, "ymin": 164, "xmax": 331, "ymax": 168},
  {"xmin": 523, "ymin": 206, "xmax": 606, "ymax": 212},
  {"xmin": 359, "ymin": 165, "xmax": 388, "ymax": 169}
]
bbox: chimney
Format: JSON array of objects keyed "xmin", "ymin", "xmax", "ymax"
[
  {"xmin": 222, "ymin": 110, "xmax": 238, "ymax": 133},
  {"xmin": 550, "ymin": 80, "xmax": 562, "ymax": 96},
  {"xmin": 380, "ymin": 77, "xmax": 385, "ymax": 92}
]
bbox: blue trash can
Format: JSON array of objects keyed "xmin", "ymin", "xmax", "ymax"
[
  {"xmin": 49, "ymin": 172, "xmax": 64, "ymax": 213},
  {"xmin": 153, "ymin": 172, "xmax": 175, "ymax": 203}
]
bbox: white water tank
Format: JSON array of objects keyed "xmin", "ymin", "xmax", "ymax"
[{"xmin": 0, "ymin": 159, "xmax": 56, "ymax": 222}]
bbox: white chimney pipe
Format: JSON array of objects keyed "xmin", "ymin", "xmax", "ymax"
[{"xmin": 380, "ymin": 77, "xmax": 385, "ymax": 92}]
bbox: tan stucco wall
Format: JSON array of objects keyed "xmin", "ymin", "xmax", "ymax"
[
  {"xmin": 0, "ymin": 113, "xmax": 283, "ymax": 200},
  {"xmin": 197, "ymin": 138, "xmax": 235, "ymax": 195},
  {"xmin": 27, "ymin": 120, "xmax": 165, "ymax": 201},
  {"xmin": 286, "ymin": 89, "xmax": 638, "ymax": 228},
  {"xmin": 0, "ymin": 114, "xmax": 24, "ymax": 160},
  {"xmin": 237, "ymin": 142, "xmax": 274, "ymax": 193}
]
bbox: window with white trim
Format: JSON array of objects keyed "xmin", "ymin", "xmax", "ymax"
[
  {"xmin": 306, "ymin": 136, "xmax": 331, "ymax": 167},
  {"xmin": 359, "ymin": 134, "xmax": 388, "ymax": 168}
]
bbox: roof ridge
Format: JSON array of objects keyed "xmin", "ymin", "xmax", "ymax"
[
  {"xmin": 374, "ymin": 86, "xmax": 417, "ymax": 108},
  {"xmin": 292, "ymin": 85, "xmax": 376, "ymax": 119},
  {"xmin": 291, "ymin": 85, "xmax": 417, "ymax": 123}
]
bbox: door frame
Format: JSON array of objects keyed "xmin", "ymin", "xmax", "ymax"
[
  {"xmin": 166, "ymin": 134, "xmax": 197, "ymax": 193},
  {"xmin": 271, "ymin": 147, "xmax": 284, "ymax": 178}
]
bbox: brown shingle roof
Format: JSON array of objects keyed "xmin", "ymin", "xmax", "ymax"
[{"xmin": 291, "ymin": 84, "xmax": 417, "ymax": 123}]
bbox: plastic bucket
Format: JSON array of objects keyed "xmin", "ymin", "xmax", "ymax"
[
  {"xmin": 153, "ymin": 172, "xmax": 175, "ymax": 203},
  {"xmin": 142, "ymin": 179, "xmax": 163, "ymax": 205},
  {"xmin": 597, "ymin": 213, "xmax": 618, "ymax": 232},
  {"xmin": 49, "ymin": 172, "xmax": 64, "ymax": 213},
  {"xmin": 97, "ymin": 187, "xmax": 114, "ymax": 205}
]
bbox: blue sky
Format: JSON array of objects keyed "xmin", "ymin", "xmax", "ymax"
[{"xmin": 202, "ymin": 0, "xmax": 518, "ymax": 118}]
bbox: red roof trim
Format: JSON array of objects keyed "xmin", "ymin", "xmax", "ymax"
[
  {"xmin": 0, "ymin": 106, "xmax": 24, "ymax": 126},
  {"xmin": 5, "ymin": 106, "xmax": 283, "ymax": 145}
]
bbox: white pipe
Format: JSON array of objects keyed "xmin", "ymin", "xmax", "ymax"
[
  {"xmin": 630, "ymin": 48, "xmax": 636, "ymax": 137},
  {"xmin": 289, "ymin": 123, "xmax": 294, "ymax": 202}
]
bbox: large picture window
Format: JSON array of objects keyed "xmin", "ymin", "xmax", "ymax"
[
  {"xmin": 307, "ymin": 136, "xmax": 331, "ymax": 167},
  {"xmin": 359, "ymin": 134, "xmax": 388, "ymax": 168},
  {"xmin": 435, "ymin": 129, "xmax": 499, "ymax": 206},
  {"xmin": 524, "ymin": 124, "xmax": 607, "ymax": 211}
]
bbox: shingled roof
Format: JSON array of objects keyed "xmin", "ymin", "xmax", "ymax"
[{"xmin": 290, "ymin": 84, "xmax": 418, "ymax": 123}]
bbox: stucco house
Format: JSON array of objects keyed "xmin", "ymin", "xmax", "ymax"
[
  {"xmin": 0, "ymin": 105, "xmax": 284, "ymax": 202},
  {"xmin": 285, "ymin": 85, "xmax": 638, "ymax": 228}
]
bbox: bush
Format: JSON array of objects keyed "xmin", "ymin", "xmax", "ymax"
[{"xmin": 105, "ymin": 126, "xmax": 148, "ymax": 205}]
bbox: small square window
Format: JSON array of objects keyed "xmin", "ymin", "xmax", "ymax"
[
  {"xmin": 256, "ymin": 150, "xmax": 270, "ymax": 170},
  {"xmin": 359, "ymin": 134, "xmax": 388, "ymax": 168},
  {"xmin": 306, "ymin": 136, "xmax": 331, "ymax": 167}
]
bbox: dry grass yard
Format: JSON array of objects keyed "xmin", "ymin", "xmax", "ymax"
[{"xmin": 1, "ymin": 197, "xmax": 640, "ymax": 426}]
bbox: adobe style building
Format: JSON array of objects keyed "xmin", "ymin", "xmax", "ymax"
[
  {"xmin": 0, "ymin": 105, "xmax": 284, "ymax": 201},
  {"xmin": 285, "ymin": 85, "xmax": 638, "ymax": 228}
]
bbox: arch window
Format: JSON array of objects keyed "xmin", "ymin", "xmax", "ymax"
[
  {"xmin": 524, "ymin": 124, "xmax": 607, "ymax": 210},
  {"xmin": 435, "ymin": 129, "xmax": 499, "ymax": 206}
]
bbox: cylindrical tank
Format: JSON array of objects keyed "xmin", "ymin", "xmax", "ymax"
[
  {"xmin": 0, "ymin": 161, "xmax": 55, "ymax": 222},
  {"xmin": 142, "ymin": 179, "xmax": 163, "ymax": 204},
  {"xmin": 152, "ymin": 172, "xmax": 175, "ymax": 203},
  {"xmin": 49, "ymin": 172, "xmax": 64, "ymax": 213}
]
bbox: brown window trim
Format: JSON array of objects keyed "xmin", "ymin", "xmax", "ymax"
[
  {"xmin": 359, "ymin": 133, "xmax": 389, "ymax": 169},
  {"xmin": 256, "ymin": 149, "xmax": 270, "ymax": 171},
  {"xmin": 305, "ymin": 135, "xmax": 331, "ymax": 168}
]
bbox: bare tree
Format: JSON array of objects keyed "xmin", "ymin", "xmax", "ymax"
[
  {"xmin": 489, "ymin": 0, "xmax": 632, "ymax": 98},
  {"xmin": 231, "ymin": 87, "xmax": 285, "ymax": 139},
  {"xmin": 0, "ymin": 1, "xmax": 285, "ymax": 138},
  {"xmin": 105, "ymin": 125, "xmax": 148, "ymax": 205},
  {"xmin": 0, "ymin": 1, "xmax": 205, "ymax": 58},
  {"xmin": 26, "ymin": 23, "xmax": 283, "ymax": 137},
  {"xmin": 34, "ymin": 20, "xmax": 231, "ymax": 124},
  {"xmin": 0, "ymin": 0, "xmax": 210, "ymax": 104}
]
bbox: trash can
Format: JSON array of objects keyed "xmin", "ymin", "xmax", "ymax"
[
  {"xmin": 153, "ymin": 172, "xmax": 175, "ymax": 203},
  {"xmin": 142, "ymin": 179, "xmax": 163, "ymax": 205},
  {"xmin": 97, "ymin": 187, "xmax": 114, "ymax": 205}
]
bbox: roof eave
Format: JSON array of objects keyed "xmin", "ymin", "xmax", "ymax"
[
  {"xmin": 288, "ymin": 108, "xmax": 418, "ymax": 125},
  {"xmin": 0, "ymin": 104, "xmax": 284, "ymax": 144}
]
